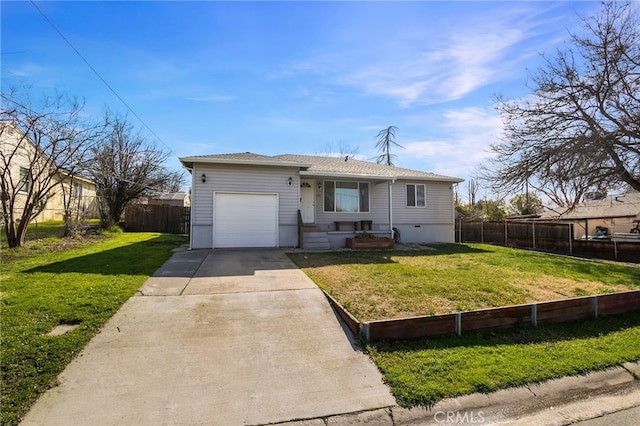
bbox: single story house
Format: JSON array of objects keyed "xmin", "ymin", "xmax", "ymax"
[
  {"xmin": 179, "ymin": 153, "xmax": 463, "ymax": 249},
  {"xmin": 537, "ymin": 191, "xmax": 640, "ymax": 238}
]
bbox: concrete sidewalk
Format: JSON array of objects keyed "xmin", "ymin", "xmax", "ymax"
[
  {"xmin": 21, "ymin": 249, "xmax": 395, "ymax": 425},
  {"xmin": 308, "ymin": 362, "xmax": 639, "ymax": 425}
]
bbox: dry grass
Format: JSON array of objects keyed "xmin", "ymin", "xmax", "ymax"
[{"xmin": 288, "ymin": 244, "xmax": 640, "ymax": 321}]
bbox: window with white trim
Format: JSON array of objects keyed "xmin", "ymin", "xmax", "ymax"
[
  {"xmin": 323, "ymin": 181, "xmax": 369, "ymax": 213},
  {"xmin": 406, "ymin": 184, "xmax": 426, "ymax": 207}
]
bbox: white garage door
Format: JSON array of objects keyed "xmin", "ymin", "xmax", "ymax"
[{"xmin": 214, "ymin": 192, "xmax": 278, "ymax": 248}]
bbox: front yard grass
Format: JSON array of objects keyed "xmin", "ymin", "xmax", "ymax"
[
  {"xmin": 0, "ymin": 231, "xmax": 186, "ymax": 426},
  {"xmin": 289, "ymin": 243, "xmax": 640, "ymax": 408},
  {"xmin": 288, "ymin": 243, "xmax": 640, "ymax": 321},
  {"xmin": 368, "ymin": 313, "xmax": 640, "ymax": 407}
]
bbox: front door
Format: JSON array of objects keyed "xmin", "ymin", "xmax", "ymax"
[{"xmin": 300, "ymin": 180, "xmax": 315, "ymax": 224}]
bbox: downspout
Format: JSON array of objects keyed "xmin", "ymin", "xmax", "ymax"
[
  {"xmin": 189, "ymin": 167, "xmax": 195, "ymax": 250},
  {"xmin": 389, "ymin": 179, "xmax": 395, "ymax": 239},
  {"xmin": 452, "ymin": 183, "xmax": 457, "ymax": 243}
]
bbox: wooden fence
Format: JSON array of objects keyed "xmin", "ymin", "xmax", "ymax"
[
  {"xmin": 325, "ymin": 290, "xmax": 640, "ymax": 342},
  {"xmin": 124, "ymin": 204, "xmax": 190, "ymax": 234},
  {"xmin": 456, "ymin": 220, "xmax": 640, "ymax": 263}
]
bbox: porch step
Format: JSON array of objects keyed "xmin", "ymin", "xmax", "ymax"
[{"xmin": 302, "ymin": 231, "xmax": 330, "ymax": 250}]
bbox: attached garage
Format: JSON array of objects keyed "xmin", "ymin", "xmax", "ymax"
[{"xmin": 213, "ymin": 192, "xmax": 278, "ymax": 248}]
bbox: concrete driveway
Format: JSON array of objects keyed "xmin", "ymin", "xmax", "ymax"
[{"xmin": 21, "ymin": 249, "xmax": 395, "ymax": 426}]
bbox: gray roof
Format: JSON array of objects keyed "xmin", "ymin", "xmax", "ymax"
[
  {"xmin": 539, "ymin": 192, "xmax": 640, "ymax": 220},
  {"xmin": 180, "ymin": 152, "xmax": 463, "ymax": 183},
  {"xmin": 179, "ymin": 153, "xmax": 309, "ymax": 168}
]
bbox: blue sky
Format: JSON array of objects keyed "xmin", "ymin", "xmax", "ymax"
[{"xmin": 2, "ymin": 1, "xmax": 601, "ymax": 193}]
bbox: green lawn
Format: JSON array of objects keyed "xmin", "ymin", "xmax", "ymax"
[
  {"xmin": 0, "ymin": 231, "xmax": 186, "ymax": 426},
  {"xmin": 289, "ymin": 244, "xmax": 640, "ymax": 408},
  {"xmin": 288, "ymin": 244, "xmax": 640, "ymax": 321},
  {"xmin": 368, "ymin": 313, "xmax": 640, "ymax": 408},
  {"xmin": 0, "ymin": 219, "xmax": 65, "ymax": 240}
]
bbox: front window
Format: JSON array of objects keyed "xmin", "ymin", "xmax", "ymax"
[
  {"xmin": 324, "ymin": 181, "xmax": 369, "ymax": 213},
  {"xmin": 407, "ymin": 184, "xmax": 426, "ymax": 207}
]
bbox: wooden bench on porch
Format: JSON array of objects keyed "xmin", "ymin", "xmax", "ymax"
[{"xmin": 334, "ymin": 220, "xmax": 373, "ymax": 231}]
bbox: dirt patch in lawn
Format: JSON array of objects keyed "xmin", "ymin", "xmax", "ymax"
[{"xmin": 289, "ymin": 245, "xmax": 640, "ymax": 322}]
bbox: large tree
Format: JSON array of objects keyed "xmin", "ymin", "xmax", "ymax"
[
  {"xmin": 0, "ymin": 89, "xmax": 100, "ymax": 247},
  {"xmin": 87, "ymin": 113, "xmax": 183, "ymax": 228},
  {"xmin": 484, "ymin": 1, "xmax": 640, "ymax": 210}
]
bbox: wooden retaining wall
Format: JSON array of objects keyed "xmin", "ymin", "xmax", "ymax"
[{"xmin": 324, "ymin": 290, "xmax": 640, "ymax": 342}]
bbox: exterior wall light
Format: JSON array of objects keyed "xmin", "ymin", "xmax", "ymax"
[
  {"xmin": 288, "ymin": 177, "xmax": 293, "ymax": 186},
  {"xmin": 201, "ymin": 174, "xmax": 206, "ymax": 183}
]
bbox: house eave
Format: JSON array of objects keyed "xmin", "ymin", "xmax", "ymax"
[
  {"xmin": 299, "ymin": 170, "xmax": 396, "ymax": 182},
  {"xmin": 300, "ymin": 170, "xmax": 463, "ymax": 183},
  {"xmin": 179, "ymin": 156, "xmax": 310, "ymax": 170}
]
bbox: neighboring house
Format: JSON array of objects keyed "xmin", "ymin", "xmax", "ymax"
[
  {"xmin": 538, "ymin": 191, "xmax": 640, "ymax": 238},
  {"xmin": 142, "ymin": 192, "xmax": 191, "ymax": 208},
  {"xmin": 179, "ymin": 153, "xmax": 463, "ymax": 249},
  {"xmin": 0, "ymin": 121, "xmax": 98, "ymax": 222}
]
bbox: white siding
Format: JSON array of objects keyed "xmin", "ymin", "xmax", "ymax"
[
  {"xmin": 188, "ymin": 162, "xmax": 457, "ymax": 247},
  {"xmin": 299, "ymin": 178, "xmax": 455, "ymax": 243},
  {"xmin": 391, "ymin": 180, "xmax": 456, "ymax": 243},
  {"xmin": 392, "ymin": 180, "xmax": 454, "ymax": 224},
  {"xmin": 190, "ymin": 164, "xmax": 299, "ymax": 248}
]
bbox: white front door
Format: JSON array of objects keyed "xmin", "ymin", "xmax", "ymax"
[{"xmin": 300, "ymin": 180, "xmax": 315, "ymax": 224}]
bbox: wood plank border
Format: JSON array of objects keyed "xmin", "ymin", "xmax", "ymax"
[{"xmin": 324, "ymin": 289, "xmax": 640, "ymax": 342}]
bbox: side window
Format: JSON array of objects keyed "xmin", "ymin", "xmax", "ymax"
[
  {"xmin": 406, "ymin": 184, "xmax": 426, "ymax": 207},
  {"xmin": 73, "ymin": 182, "xmax": 83, "ymax": 198},
  {"xmin": 19, "ymin": 167, "xmax": 30, "ymax": 193}
]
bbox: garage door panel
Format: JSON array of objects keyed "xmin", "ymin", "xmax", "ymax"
[{"xmin": 214, "ymin": 193, "xmax": 278, "ymax": 248}]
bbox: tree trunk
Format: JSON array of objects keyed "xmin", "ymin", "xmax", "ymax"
[{"xmin": 4, "ymin": 224, "xmax": 18, "ymax": 248}]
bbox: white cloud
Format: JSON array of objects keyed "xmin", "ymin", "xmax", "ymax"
[
  {"xmin": 341, "ymin": 26, "xmax": 526, "ymax": 107},
  {"xmin": 402, "ymin": 107, "xmax": 501, "ymax": 178}
]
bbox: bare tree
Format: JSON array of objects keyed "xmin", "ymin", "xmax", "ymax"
[
  {"xmin": 319, "ymin": 141, "xmax": 360, "ymax": 159},
  {"xmin": 375, "ymin": 125, "xmax": 404, "ymax": 166},
  {"xmin": 87, "ymin": 113, "xmax": 183, "ymax": 228},
  {"xmin": 0, "ymin": 88, "xmax": 100, "ymax": 247},
  {"xmin": 483, "ymin": 1, "xmax": 640, "ymax": 210},
  {"xmin": 59, "ymin": 175, "xmax": 96, "ymax": 237}
]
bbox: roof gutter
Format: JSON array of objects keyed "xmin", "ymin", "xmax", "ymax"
[
  {"xmin": 299, "ymin": 171, "xmax": 397, "ymax": 181},
  {"xmin": 179, "ymin": 156, "xmax": 310, "ymax": 169}
]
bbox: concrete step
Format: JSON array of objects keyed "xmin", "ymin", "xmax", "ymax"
[{"xmin": 302, "ymin": 231, "xmax": 330, "ymax": 250}]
